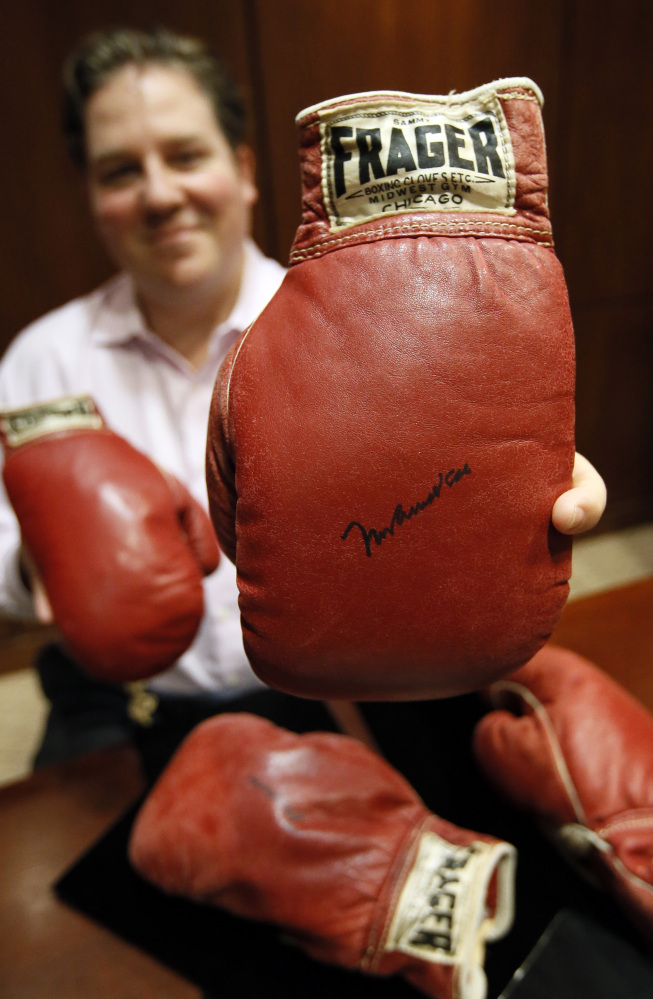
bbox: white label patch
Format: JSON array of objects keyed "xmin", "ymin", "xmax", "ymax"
[
  {"xmin": 0, "ymin": 395, "xmax": 102, "ymax": 446},
  {"xmin": 319, "ymin": 97, "xmax": 516, "ymax": 230},
  {"xmin": 386, "ymin": 832, "xmax": 494, "ymax": 965}
]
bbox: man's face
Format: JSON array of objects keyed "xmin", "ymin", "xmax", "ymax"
[{"xmin": 84, "ymin": 63, "xmax": 258, "ymax": 306}]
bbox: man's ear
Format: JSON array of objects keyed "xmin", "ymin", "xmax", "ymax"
[{"xmin": 235, "ymin": 144, "xmax": 259, "ymax": 207}]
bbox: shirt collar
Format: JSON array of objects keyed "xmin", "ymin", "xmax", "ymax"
[
  {"xmin": 226, "ymin": 239, "xmax": 279, "ymax": 335},
  {"xmin": 91, "ymin": 239, "xmax": 273, "ymax": 358},
  {"xmin": 92, "ymin": 273, "xmax": 145, "ymax": 347}
]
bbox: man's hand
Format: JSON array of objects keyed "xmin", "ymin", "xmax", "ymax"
[
  {"xmin": 552, "ymin": 452, "xmax": 607, "ymax": 535},
  {"xmin": 2, "ymin": 395, "xmax": 220, "ymax": 681}
]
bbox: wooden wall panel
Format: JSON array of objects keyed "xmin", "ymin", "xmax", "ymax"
[
  {"xmin": 548, "ymin": 0, "xmax": 653, "ymax": 528},
  {"xmin": 552, "ymin": 0, "xmax": 653, "ymax": 301},
  {"xmin": 248, "ymin": 0, "xmax": 569, "ymax": 263},
  {"xmin": 573, "ymin": 299, "xmax": 653, "ymax": 527}
]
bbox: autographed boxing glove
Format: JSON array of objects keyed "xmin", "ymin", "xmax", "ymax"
[
  {"xmin": 129, "ymin": 713, "xmax": 516, "ymax": 999},
  {"xmin": 0, "ymin": 395, "xmax": 220, "ymax": 681},
  {"xmin": 472, "ymin": 644, "xmax": 653, "ymax": 943},
  {"xmin": 207, "ymin": 77, "xmax": 575, "ymax": 701}
]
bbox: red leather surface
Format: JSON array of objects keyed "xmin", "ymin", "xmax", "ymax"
[
  {"xmin": 3, "ymin": 428, "xmax": 219, "ymax": 681},
  {"xmin": 206, "ymin": 80, "xmax": 575, "ymax": 700},
  {"xmin": 129, "ymin": 712, "xmax": 509, "ymax": 998},
  {"xmin": 473, "ymin": 644, "xmax": 653, "ymax": 943}
]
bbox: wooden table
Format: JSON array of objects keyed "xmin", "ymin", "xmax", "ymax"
[
  {"xmin": 552, "ymin": 575, "xmax": 653, "ymax": 710},
  {"xmin": 0, "ymin": 577, "xmax": 650, "ymax": 998},
  {"xmin": 0, "ymin": 745, "xmax": 199, "ymax": 998}
]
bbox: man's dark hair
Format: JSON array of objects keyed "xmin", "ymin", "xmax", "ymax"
[{"xmin": 62, "ymin": 25, "xmax": 247, "ymax": 167}]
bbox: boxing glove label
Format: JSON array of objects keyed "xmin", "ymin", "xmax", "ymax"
[
  {"xmin": 312, "ymin": 84, "xmax": 522, "ymax": 231},
  {"xmin": 0, "ymin": 395, "xmax": 103, "ymax": 447},
  {"xmin": 385, "ymin": 830, "xmax": 516, "ymax": 964}
]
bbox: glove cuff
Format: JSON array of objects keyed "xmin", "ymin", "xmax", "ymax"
[
  {"xmin": 291, "ymin": 77, "xmax": 551, "ymax": 264},
  {"xmin": 0, "ymin": 395, "xmax": 104, "ymax": 450},
  {"xmin": 367, "ymin": 816, "xmax": 516, "ymax": 999}
]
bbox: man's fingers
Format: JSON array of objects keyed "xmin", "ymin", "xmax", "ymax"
[{"xmin": 551, "ymin": 452, "xmax": 607, "ymax": 535}]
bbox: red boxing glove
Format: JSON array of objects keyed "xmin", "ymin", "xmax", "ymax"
[
  {"xmin": 0, "ymin": 395, "xmax": 219, "ymax": 682},
  {"xmin": 129, "ymin": 713, "xmax": 516, "ymax": 999},
  {"xmin": 472, "ymin": 644, "xmax": 653, "ymax": 944},
  {"xmin": 206, "ymin": 78, "xmax": 575, "ymax": 701}
]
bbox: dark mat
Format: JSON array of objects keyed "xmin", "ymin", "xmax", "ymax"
[
  {"xmin": 500, "ymin": 909, "xmax": 653, "ymax": 998},
  {"xmin": 55, "ymin": 799, "xmax": 416, "ymax": 997}
]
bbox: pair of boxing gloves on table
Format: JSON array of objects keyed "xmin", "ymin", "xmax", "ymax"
[{"xmin": 126, "ymin": 645, "xmax": 653, "ymax": 999}]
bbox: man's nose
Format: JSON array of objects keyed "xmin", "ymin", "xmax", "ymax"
[{"xmin": 140, "ymin": 159, "xmax": 185, "ymax": 214}]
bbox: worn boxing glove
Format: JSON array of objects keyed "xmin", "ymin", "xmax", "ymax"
[
  {"xmin": 206, "ymin": 78, "xmax": 575, "ymax": 701},
  {"xmin": 472, "ymin": 644, "xmax": 653, "ymax": 943},
  {"xmin": 0, "ymin": 395, "xmax": 220, "ymax": 681},
  {"xmin": 129, "ymin": 713, "xmax": 516, "ymax": 999}
]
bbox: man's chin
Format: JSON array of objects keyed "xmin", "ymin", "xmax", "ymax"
[{"xmin": 139, "ymin": 255, "xmax": 218, "ymax": 294}]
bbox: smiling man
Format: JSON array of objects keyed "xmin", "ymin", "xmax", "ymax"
[{"xmin": 0, "ymin": 27, "xmax": 339, "ymax": 780}]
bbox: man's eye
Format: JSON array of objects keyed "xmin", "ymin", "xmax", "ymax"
[
  {"xmin": 97, "ymin": 163, "xmax": 140, "ymax": 186},
  {"xmin": 171, "ymin": 148, "xmax": 207, "ymax": 168}
]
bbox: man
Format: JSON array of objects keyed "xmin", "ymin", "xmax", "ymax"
[{"xmin": 0, "ymin": 27, "xmax": 339, "ymax": 779}]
